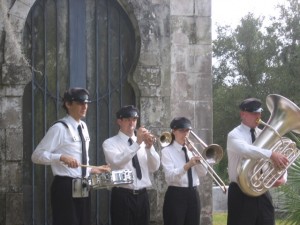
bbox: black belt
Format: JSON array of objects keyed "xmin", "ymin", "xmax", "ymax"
[
  {"xmin": 168, "ymin": 186, "xmax": 197, "ymax": 191},
  {"xmin": 169, "ymin": 185, "xmax": 197, "ymax": 190},
  {"xmin": 113, "ymin": 187, "xmax": 147, "ymax": 195}
]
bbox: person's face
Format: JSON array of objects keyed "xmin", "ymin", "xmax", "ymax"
[
  {"xmin": 117, "ymin": 117, "xmax": 138, "ymax": 136},
  {"xmin": 240, "ymin": 111, "xmax": 261, "ymax": 128},
  {"xmin": 173, "ymin": 128, "xmax": 191, "ymax": 145},
  {"xmin": 66, "ymin": 101, "xmax": 88, "ymax": 122}
]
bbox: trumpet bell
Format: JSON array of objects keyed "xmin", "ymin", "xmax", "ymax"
[{"xmin": 159, "ymin": 132, "xmax": 172, "ymax": 147}]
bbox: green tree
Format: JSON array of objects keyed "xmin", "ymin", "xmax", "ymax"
[{"xmin": 212, "ymin": 14, "xmax": 272, "ymax": 180}]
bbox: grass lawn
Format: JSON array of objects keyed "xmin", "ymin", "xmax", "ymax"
[{"xmin": 213, "ymin": 213, "xmax": 285, "ymax": 225}]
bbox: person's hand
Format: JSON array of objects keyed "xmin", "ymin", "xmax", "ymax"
[
  {"xmin": 60, "ymin": 155, "xmax": 80, "ymax": 168},
  {"xmin": 136, "ymin": 126, "xmax": 148, "ymax": 145},
  {"xmin": 272, "ymin": 174, "xmax": 286, "ymax": 187},
  {"xmin": 136, "ymin": 126, "xmax": 155, "ymax": 147},
  {"xmin": 184, "ymin": 156, "xmax": 201, "ymax": 170},
  {"xmin": 270, "ymin": 152, "xmax": 289, "ymax": 169},
  {"xmin": 144, "ymin": 131, "xmax": 155, "ymax": 149},
  {"xmin": 91, "ymin": 164, "xmax": 111, "ymax": 174}
]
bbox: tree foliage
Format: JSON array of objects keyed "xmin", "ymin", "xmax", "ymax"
[{"xmin": 213, "ymin": 1, "xmax": 300, "ymax": 222}]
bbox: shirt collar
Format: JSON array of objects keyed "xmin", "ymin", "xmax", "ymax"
[
  {"xmin": 65, "ymin": 115, "xmax": 82, "ymax": 129},
  {"xmin": 173, "ymin": 140, "xmax": 185, "ymax": 152},
  {"xmin": 118, "ymin": 130, "xmax": 137, "ymax": 142},
  {"xmin": 241, "ymin": 122, "xmax": 256, "ymax": 132}
]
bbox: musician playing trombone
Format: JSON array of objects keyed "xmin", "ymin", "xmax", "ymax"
[
  {"xmin": 102, "ymin": 105, "xmax": 160, "ymax": 225},
  {"xmin": 226, "ymin": 97, "xmax": 289, "ymax": 225},
  {"xmin": 161, "ymin": 117, "xmax": 207, "ymax": 225},
  {"xmin": 31, "ymin": 87, "xmax": 111, "ymax": 225}
]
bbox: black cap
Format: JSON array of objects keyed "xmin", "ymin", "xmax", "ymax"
[
  {"xmin": 239, "ymin": 98, "xmax": 263, "ymax": 113},
  {"xmin": 170, "ymin": 117, "xmax": 192, "ymax": 129},
  {"xmin": 63, "ymin": 88, "xmax": 91, "ymax": 103},
  {"xmin": 116, "ymin": 105, "xmax": 139, "ymax": 119}
]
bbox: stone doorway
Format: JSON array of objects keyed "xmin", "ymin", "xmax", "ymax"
[{"xmin": 22, "ymin": 0, "xmax": 140, "ymax": 224}]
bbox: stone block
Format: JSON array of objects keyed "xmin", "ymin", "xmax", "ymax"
[
  {"xmin": 171, "ymin": 45, "xmax": 212, "ymax": 74},
  {"xmin": 6, "ymin": 128, "xmax": 23, "ymax": 160},
  {"xmin": 2, "ymin": 64, "xmax": 31, "ymax": 85},
  {"xmin": 171, "ymin": 16, "xmax": 211, "ymax": 45},
  {"xmin": 4, "ymin": 84, "xmax": 26, "ymax": 96},
  {"xmin": 170, "ymin": 100, "xmax": 195, "ymax": 121},
  {"xmin": 140, "ymin": 96, "xmax": 170, "ymax": 128},
  {"xmin": 187, "ymin": 45, "xmax": 212, "ymax": 73},
  {"xmin": 195, "ymin": 0, "xmax": 211, "ymax": 16},
  {"xmin": 0, "ymin": 97, "xmax": 22, "ymax": 128},
  {"xmin": 6, "ymin": 193, "xmax": 23, "ymax": 225},
  {"xmin": 195, "ymin": 101, "xmax": 213, "ymax": 129},
  {"xmin": 136, "ymin": 66, "xmax": 161, "ymax": 86},
  {"xmin": 170, "ymin": 0, "xmax": 194, "ymax": 16},
  {"xmin": 3, "ymin": 162, "xmax": 23, "ymax": 192}
]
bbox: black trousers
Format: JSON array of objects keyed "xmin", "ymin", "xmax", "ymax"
[
  {"xmin": 51, "ymin": 176, "xmax": 91, "ymax": 225},
  {"xmin": 110, "ymin": 187, "xmax": 150, "ymax": 225},
  {"xmin": 163, "ymin": 186, "xmax": 201, "ymax": 225},
  {"xmin": 227, "ymin": 182, "xmax": 275, "ymax": 225}
]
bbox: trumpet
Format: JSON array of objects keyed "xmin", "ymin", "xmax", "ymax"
[{"xmin": 158, "ymin": 130, "xmax": 227, "ymax": 193}]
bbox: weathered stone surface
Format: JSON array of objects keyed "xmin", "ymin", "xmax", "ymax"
[
  {"xmin": 0, "ymin": 97, "xmax": 22, "ymax": 129},
  {"xmin": 6, "ymin": 128, "xmax": 23, "ymax": 161},
  {"xmin": 3, "ymin": 162, "xmax": 23, "ymax": 192},
  {"xmin": 140, "ymin": 96, "xmax": 170, "ymax": 129},
  {"xmin": 0, "ymin": 129, "xmax": 5, "ymax": 161},
  {"xmin": 6, "ymin": 193, "xmax": 23, "ymax": 225},
  {"xmin": 2, "ymin": 64, "xmax": 31, "ymax": 85}
]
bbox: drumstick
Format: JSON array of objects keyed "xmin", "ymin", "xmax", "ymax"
[
  {"xmin": 80, "ymin": 164, "xmax": 102, "ymax": 169},
  {"xmin": 81, "ymin": 164, "xmax": 112, "ymax": 172}
]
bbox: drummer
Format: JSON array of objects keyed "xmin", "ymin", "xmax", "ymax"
[
  {"xmin": 31, "ymin": 87, "xmax": 110, "ymax": 225},
  {"xmin": 102, "ymin": 105, "xmax": 160, "ymax": 225}
]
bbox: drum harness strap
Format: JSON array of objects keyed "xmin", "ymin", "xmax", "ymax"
[{"xmin": 53, "ymin": 119, "xmax": 90, "ymax": 198}]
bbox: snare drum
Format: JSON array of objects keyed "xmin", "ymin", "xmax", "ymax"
[{"xmin": 88, "ymin": 169, "xmax": 134, "ymax": 189}]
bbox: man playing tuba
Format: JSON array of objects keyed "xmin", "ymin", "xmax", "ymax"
[{"xmin": 226, "ymin": 97, "xmax": 288, "ymax": 225}]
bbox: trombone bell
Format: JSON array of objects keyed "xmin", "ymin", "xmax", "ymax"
[
  {"xmin": 187, "ymin": 130, "xmax": 227, "ymax": 193},
  {"xmin": 203, "ymin": 144, "xmax": 224, "ymax": 165}
]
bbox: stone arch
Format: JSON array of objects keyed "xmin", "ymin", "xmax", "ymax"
[{"xmin": 16, "ymin": 0, "xmax": 143, "ymax": 224}]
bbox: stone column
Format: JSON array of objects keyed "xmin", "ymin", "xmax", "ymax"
[
  {"xmin": 0, "ymin": 1, "xmax": 32, "ymax": 224},
  {"xmin": 170, "ymin": 0, "xmax": 213, "ymax": 224}
]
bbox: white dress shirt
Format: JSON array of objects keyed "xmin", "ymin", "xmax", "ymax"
[
  {"xmin": 31, "ymin": 115, "xmax": 91, "ymax": 178},
  {"xmin": 227, "ymin": 123, "xmax": 272, "ymax": 183},
  {"xmin": 102, "ymin": 130, "xmax": 160, "ymax": 190},
  {"xmin": 161, "ymin": 141, "xmax": 207, "ymax": 187}
]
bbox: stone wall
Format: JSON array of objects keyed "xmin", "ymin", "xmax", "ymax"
[{"xmin": 0, "ymin": 0, "xmax": 213, "ymax": 224}]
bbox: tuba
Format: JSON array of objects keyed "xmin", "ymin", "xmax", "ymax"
[{"xmin": 238, "ymin": 94, "xmax": 300, "ymax": 197}]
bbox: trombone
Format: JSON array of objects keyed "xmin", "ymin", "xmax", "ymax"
[{"xmin": 159, "ymin": 130, "xmax": 227, "ymax": 193}]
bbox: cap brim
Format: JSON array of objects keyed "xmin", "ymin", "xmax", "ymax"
[{"xmin": 253, "ymin": 108, "xmax": 263, "ymax": 113}]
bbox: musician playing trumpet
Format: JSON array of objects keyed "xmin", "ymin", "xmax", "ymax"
[
  {"xmin": 227, "ymin": 98, "xmax": 288, "ymax": 225},
  {"xmin": 161, "ymin": 117, "xmax": 207, "ymax": 225},
  {"xmin": 102, "ymin": 105, "xmax": 160, "ymax": 225}
]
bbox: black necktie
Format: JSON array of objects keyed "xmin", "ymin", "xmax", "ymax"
[
  {"xmin": 78, "ymin": 124, "xmax": 87, "ymax": 177},
  {"xmin": 250, "ymin": 128, "xmax": 256, "ymax": 143},
  {"xmin": 182, "ymin": 146, "xmax": 193, "ymax": 188},
  {"xmin": 129, "ymin": 138, "xmax": 142, "ymax": 180}
]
